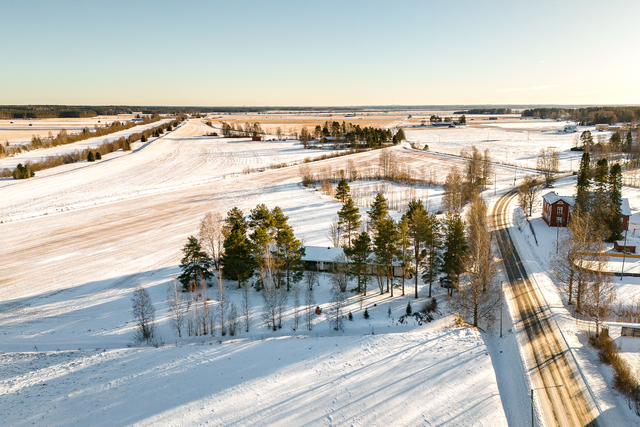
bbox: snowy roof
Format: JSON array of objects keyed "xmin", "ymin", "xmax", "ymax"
[
  {"xmin": 542, "ymin": 191, "xmax": 575, "ymax": 207},
  {"xmin": 622, "ymin": 198, "xmax": 631, "ymax": 217},
  {"xmin": 302, "ymin": 246, "xmax": 345, "ymax": 263},
  {"xmin": 616, "ymin": 240, "xmax": 636, "ymax": 247}
]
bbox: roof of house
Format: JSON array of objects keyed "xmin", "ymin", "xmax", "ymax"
[
  {"xmin": 301, "ymin": 246, "xmax": 345, "ymax": 263},
  {"xmin": 542, "ymin": 191, "xmax": 575, "ymax": 207}
]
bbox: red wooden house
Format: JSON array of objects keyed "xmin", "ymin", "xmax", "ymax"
[{"xmin": 542, "ymin": 192, "xmax": 574, "ymax": 227}]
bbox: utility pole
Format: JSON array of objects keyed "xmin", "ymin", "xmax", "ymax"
[
  {"xmin": 531, "ymin": 384, "xmax": 565, "ymax": 427},
  {"xmin": 621, "ymin": 226, "xmax": 629, "ymax": 280},
  {"xmin": 500, "ymin": 281, "xmax": 503, "ymax": 338}
]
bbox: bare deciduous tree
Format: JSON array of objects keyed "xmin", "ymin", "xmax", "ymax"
[
  {"xmin": 379, "ymin": 147, "xmax": 397, "ymax": 179},
  {"xmin": 199, "ymin": 212, "xmax": 224, "ymax": 270},
  {"xmin": 242, "ymin": 283, "xmax": 252, "ymax": 333},
  {"xmin": 329, "ymin": 280, "xmax": 346, "ymax": 331},
  {"xmin": 217, "ymin": 273, "xmax": 228, "ymax": 336},
  {"xmin": 331, "ymin": 254, "xmax": 350, "ymax": 292},
  {"xmin": 132, "ymin": 285, "xmax": 156, "ymax": 343},
  {"xmin": 537, "ymin": 148, "xmax": 560, "ymax": 187},
  {"xmin": 583, "ymin": 243, "xmax": 616, "ymax": 337},
  {"xmin": 327, "ymin": 219, "xmax": 342, "ymax": 248},
  {"xmin": 305, "ymin": 285, "xmax": 316, "ymax": 331},
  {"xmin": 228, "ymin": 303, "xmax": 238, "ymax": 336},
  {"xmin": 292, "ymin": 282, "xmax": 301, "ymax": 330},
  {"xmin": 443, "ymin": 167, "xmax": 464, "ymax": 213},
  {"xmin": 452, "ymin": 196, "xmax": 499, "ymax": 328},
  {"xmin": 518, "ymin": 176, "xmax": 541, "ymax": 217},
  {"xmin": 167, "ymin": 279, "xmax": 185, "ymax": 338}
]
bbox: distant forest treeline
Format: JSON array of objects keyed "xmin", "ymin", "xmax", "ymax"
[
  {"xmin": 454, "ymin": 108, "xmax": 513, "ymax": 115},
  {"xmin": 521, "ymin": 107, "xmax": 640, "ymax": 124}
]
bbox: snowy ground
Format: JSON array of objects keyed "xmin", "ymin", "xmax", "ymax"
[
  {"xmin": 405, "ymin": 119, "xmax": 614, "ymax": 173},
  {"xmin": 1, "ymin": 119, "xmax": 520, "ymax": 426},
  {"xmin": 0, "ymin": 118, "xmax": 174, "ymax": 171}
]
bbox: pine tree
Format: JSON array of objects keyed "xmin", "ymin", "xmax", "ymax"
[
  {"xmin": 607, "ymin": 163, "xmax": 623, "ymax": 242},
  {"xmin": 344, "ymin": 230, "xmax": 372, "ymax": 295},
  {"xmin": 368, "ymin": 192, "xmax": 389, "ymax": 236},
  {"xmin": 575, "ymin": 152, "xmax": 591, "ymax": 213},
  {"xmin": 223, "ymin": 207, "xmax": 247, "ymax": 237},
  {"xmin": 335, "ymin": 178, "xmax": 351, "ymax": 203},
  {"xmin": 580, "ymin": 130, "xmax": 593, "ymax": 150},
  {"xmin": 406, "ymin": 199, "xmax": 428, "ymax": 298},
  {"xmin": 178, "ymin": 236, "xmax": 213, "ymax": 290},
  {"xmin": 222, "ymin": 223, "xmax": 254, "ymax": 288},
  {"xmin": 442, "ymin": 213, "xmax": 468, "ymax": 296},
  {"xmin": 87, "ymin": 151, "xmax": 95, "ymax": 162},
  {"xmin": 338, "ymin": 197, "xmax": 361, "ymax": 248},
  {"xmin": 625, "ymin": 131, "xmax": 633, "ymax": 152},
  {"xmin": 593, "ymin": 158, "xmax": 609, "ymax": 237},
  {"xmin": 95, "ymin": 151, "xmax": 102, "ymax": 160},
  {"xmin": 273, "ymin": 224, "xmax": 306, "ymax": 291},
  {"xmin": 421, "ymin": 213, "xmax": 442, "ymax": 298},
  {"xmin": 397, "ymin": 215, "xmax": 412, "ymax": 296},
  {"xmin": 374, "ymin": 216, "xmax": 398, "ymax": 295}
]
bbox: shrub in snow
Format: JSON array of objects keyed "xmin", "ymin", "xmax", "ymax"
[
  {"xmin": 364, "ymin": 308, "xmax": 370, "ymax": 319},
  {"xmin": 406, "ymin": 302, "xmax": 412, "ymax": 316}
]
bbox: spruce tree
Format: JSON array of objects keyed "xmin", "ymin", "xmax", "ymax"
[
  {"xmin": 593, "ymin": 158, "xmax": 609, "ymax": 236},
  {"xmin": 575, "ymin": 152, "xmax": 591, "ymax": 213},
  {"xmin": 607, "ymin": 163, "xmax": 623, "ymax": 242},
  {"xmin": 368, "ymin": 192, "xmax": 389, "ymax": 236},
  {"xmin": 87, "ymin": 151, "xmax": 95, "ymax": 162},
  {"xmin": 335, "ymin": 178, "xmax": 351, "ymax": 203},
  {"xmin": 178, "ymin": 236, "xmax": 213, "ymax": 290},
  {"xmin": 273, "ymin": 224, "xmax": 306, "ymax": 291},
  {"xmin": 95, "ymin": 151, "xmax": 102, "ymax": 160},
  {"xmin": 374, "ymin": 217, "xmax": 398, "ymax": 295},
  {"xmin": 338, "ymin": 197, "xmax": 361, "ymax": 248},
  {"xmin": 442, "ymin": 213, "xmax": 468, "ymax": 296},
  {"xmin": 222, "ymin": 222, "xmax": 254, "ymax": 288},
  {"xmin": 344, "ymin": 230, "xmax": 372, "ymax": 295},
  {"xmin": 421, "ymin": 212, "xmax": 442, "ymax": 298},
  {"xmin": 406, "ymin": 200, "xmax": 428, "ymax": 298}
]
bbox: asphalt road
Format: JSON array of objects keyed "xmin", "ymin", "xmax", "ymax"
[{"xmin": 492, "ymin": 190, "xmax": 598, "ymax": 427}]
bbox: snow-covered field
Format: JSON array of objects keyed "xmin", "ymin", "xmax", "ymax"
[
  {"xmin": 0, "ymin": 118, "xmax": 174, "ymax": 171},
  {"xmin": 405, "ymin": 119, "xmax": 614, "ymax": 173},
  {"xmin": 1, "ymin": 119, "xmax": 520, "ymax": 426}
]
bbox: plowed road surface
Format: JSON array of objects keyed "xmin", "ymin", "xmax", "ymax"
[{"xmin": 492, "ymin": 191, "xmax": 598, "ymax": 427}]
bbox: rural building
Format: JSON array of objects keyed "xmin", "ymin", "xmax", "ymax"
[
  {"xmin": 542, "ymin": 192, "xmax": 575, "ymax": 227},
  {"xmin": 302, "ymin": 246, "xmax": 405, "ymax": 277},
  {"xmin": 542, "ymin": 192, "xmax": 630, "ymax": 230},
  {"xmin": 564, "ymin": 124, "xmax": 578, "ymax": 133},
  {"xmin": 613, "ymin": 240, "xmax": 636, "ymax": 253},
  {"xmin": 252, "ymin": 136, "xmax": 263, "ymax": 141},
  {"xmin": 432, "ymin": 121, "xmax": 456, "ymax": 128}
]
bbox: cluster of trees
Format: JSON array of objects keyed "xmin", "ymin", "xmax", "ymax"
[
  {"xmin": 302, "ymin": 121, "xmax": 399, "ymax": 148},
  {"xmin": 220, "ymin": 122, "xmax": 264, "ymax": 137},
  {"xmin": 454, "ymin": 108, "xmax": 512, "ymax": 115},
  {"xmin": 172, "ymin": 204, "xmax": 308, "ymax": 336},
  {"xmin": 551, "ymin": 209, "xmax": 616, "ymax": 337},
  {"xmin": 331, "ymin": 179, "xmax": 498, "ymax": 328},
  {"xmin": 12, "ymin": 163, "xmax": 34, "ymax": 180},
  {"xmin": 442, "ymin": 146, "xmax": 493, "ymax": 212},
  {"xmin": 575, "ymin": 153, "xmax": 624, "ymax": 242},
  {"xmin": 522, "ymin": 106, "xmax": 640, "ymax": 124},
  {"xmin": 575, "ymin": 129, "xmax": 635, "ymax": 154},
  {"xmin": 28, "ymin": 114, "xmax": 161, "ymax": 152}
]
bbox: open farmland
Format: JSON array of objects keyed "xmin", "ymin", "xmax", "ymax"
[{"xmin": 0, "ymin": 118, "xmax": 523, "ymax": 426}]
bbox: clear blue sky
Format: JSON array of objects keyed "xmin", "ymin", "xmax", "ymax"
[{"xmin": 1, "ymin": 0, "xmax": 638, "ymax": 106}]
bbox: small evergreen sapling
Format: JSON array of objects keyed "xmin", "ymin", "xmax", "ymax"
[
  {"xmin": 348, "ymin": 311, "xmax": 353, "ymax": 321},
  {"xmin": 95, "ymin": 151, "xmax": 102, "ymax": 160},
  {"xmin": 87, "ymin": 151, "xmax": 95, "ymax": 162},
  {"xmin": 406, "ymin": 301, "xmax": 412, "ymax": 316},
  {"xmin": 364, "ymin": 307, "xmax": 370, "ymax": 319}
]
